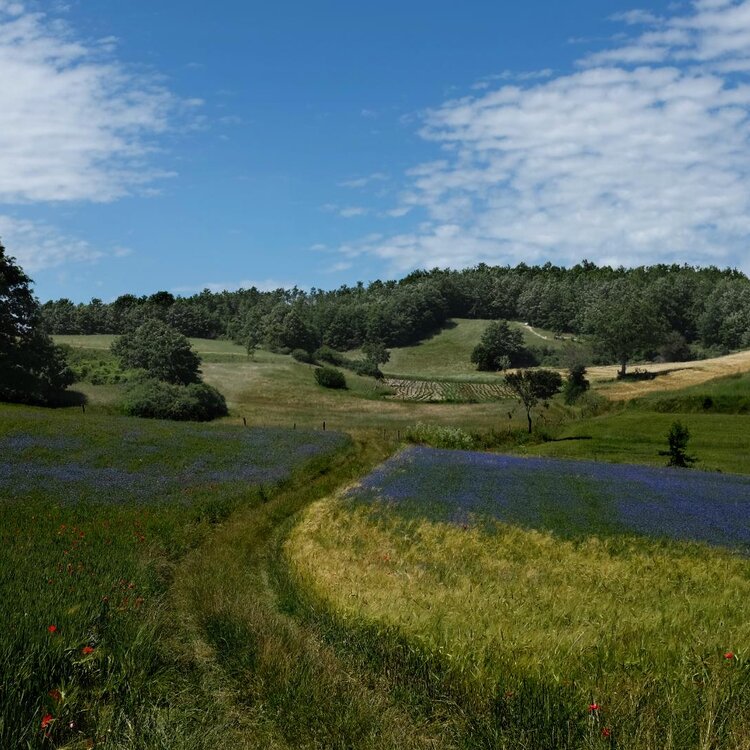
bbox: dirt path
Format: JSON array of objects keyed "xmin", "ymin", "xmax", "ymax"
[
  {"xmin": 523, "ymin": 323, "xmax": 550, "ymax": 340},
  {"xmin": 590, "ymin": 349, "xmax": 750, "ymax": 400}
]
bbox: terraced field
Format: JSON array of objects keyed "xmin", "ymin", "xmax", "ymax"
[{"xmin": 384, "ymin": 377, "xmax": 508, "ymax": 402}]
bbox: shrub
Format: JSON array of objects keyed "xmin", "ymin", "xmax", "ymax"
[
  {"xmin": 121, "ymin": 378, "xmax": 228, "ymax": 421},
  {"xmin": 291, "ymin": 348, "xmax": 314, "ymax": 363},
  {"xmin": 405, "ymin": 423, "xmax": 475, "ymax": 450},
  {"xmin": 314, "ymin": 367, "xmax": 347, "ymax": 389},
  {"xmin": 348, "ymin": 359, "xmax": 383, "ymax": 379},
  {"xmin": 314, "ymin": 346, "xmax": 344, "ymax": 365},
  {"xmin": 563, "ymin": 364, "xmax": 590, "ymax": 404}
]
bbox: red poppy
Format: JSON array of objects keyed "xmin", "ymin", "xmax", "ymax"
[
  {"xmin": 81, "ymin": 646, "xmax": 94, "ymax": 655},
  {"xmin": 41, "ymin": 714, "xmax": 54, "ymax": 730},
  {"xmin": 602, "ymin": 727, "xmax": 611, "ymax": 738},
  {"xmin": 47, "ymin": 625, "xmax": 57, "ymax": 634},
  {"xmin": 48, "ymin": 689, "xmax": 61, "ymax": 702},
  {"xmin": 589, "ymin": 703, "xmax": 600, "ymax": 712},
  {"xmin": 724, "ymin": 651, "xmax": 735, "ymax": 659}
]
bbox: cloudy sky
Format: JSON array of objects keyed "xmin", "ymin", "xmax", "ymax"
[{"xmin": 1, "ymin": 0, "xmax": 750, "ymax": 301}]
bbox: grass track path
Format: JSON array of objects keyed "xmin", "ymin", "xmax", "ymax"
[{"xmin": 169, "ymin": 437, "xmax": 454, "ymax": 750}]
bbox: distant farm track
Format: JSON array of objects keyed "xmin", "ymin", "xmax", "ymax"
[
  {"xmin": 384, "ymin": 378, "xmax": 508, "ymax": 403},
  {"xmin": 593, "ymin": 349, "xmax": 750, "ymax": 399}
]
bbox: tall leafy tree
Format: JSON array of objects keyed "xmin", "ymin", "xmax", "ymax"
[
  {"xmin": 503, "ymin": 369, "xmax": 563, "ymax": 433},
  {"xmin": 471, "ymin": 320, "xmax": 531, "ymax": 371},
  {"xmin": 111, "ymin": 319, "xmax": 201, "ymax": 385},
  {"xmin": 585, "ymin": 285, "xmax": 667, "ymax": 376},
  {"xmin": 0, "ymin": 242, "xmax": 73, "ymax": 403}
]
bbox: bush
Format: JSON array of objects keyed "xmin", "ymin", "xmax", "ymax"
[
  {"xmin": 314, "ymin": 346, "xmax": 344, "ymax": 365},
  {"xmin": 563, "ymin": 364, "xmax": 590, "ymax": 404},
  {"xmin": 405, "ymin": 423, "xmax": 475, "ymax": 450},
  {"xmin": 348, "ymin": 359, "xmax": 383, "ymax": 379},
  {"xmin": 121, "ymin": 378, "xmax": 228, "ymax": 421},
  {"xmin": 314, "ymin": 367, "xmax": 347, "ymax": 389},
  {"xmin": 291, "ymin": 348, "xmax": 314, "ymax": 363}
]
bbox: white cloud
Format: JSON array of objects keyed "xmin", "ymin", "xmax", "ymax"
[
  {"xmin": 342, "ymin": 1, "xmax": 750, "ymax": 277},
  {"xmin": 0, "ymin": 3, "xmax": 177, "ymax": 204},
  {"xmin": 339, "ymin": 172, "xmax": 389, "ymax": 188},
  {"xmin": 0, "ymin": 215, "xmax": 103, "ymax": 272},
  {"xmin": 338, "ymin": 206, "xmax": 367, "ymax": 218}
]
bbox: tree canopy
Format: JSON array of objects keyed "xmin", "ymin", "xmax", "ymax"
[
  {"xmin": 471, "ymin": 320, "xmax": 531, "ymax": 371},
  {"xmin": 111, "ymin": 319, "xmax": 202, "ymax": 385},
  {"xmin": 585, "ymin": 284, "xmax": 668, "ymax": 376},
  {"xmin": 0, "ymin": 242, "xmax": 73, "ymax": 404},
  {"xmin": 503, "ymin": 369, "xmax": 563, "ymax": 433}
]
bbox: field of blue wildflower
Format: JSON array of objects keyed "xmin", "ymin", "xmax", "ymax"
[
  {"xmin": 0, "ymin": 402, "xmax": 346, "ymax": 749},
  {"xmin": 286, "ymin": 446, "xmax": 750, "ymax": 749}
]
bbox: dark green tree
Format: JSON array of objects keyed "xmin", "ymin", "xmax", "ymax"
[
  {"xmin": 362, "ymin": 340, "xmax": 390, "ymax": 366},
  {"xmin": 0, "ymin": 242, "xmax": 74, "ymax": 404},
  {"xmin": 111, "ymin": 319, "xmax": 201, "ymax": 385},
  {"xmin": 585, "ymin": 285, "xmax": 667, "ymax": 377},
  {"xmin": 471, "ymin": 321, "xmax": 530, "ymax": 371},
  {"xmin": 563, "ymin": 364, "xmax": 590, "ymax": 404},
  {"xmin": 503, "ymin": 369, "xmax": 563, "ymax": 433},
  {"xmin": 659, "ymin": 421, "xmax": 697, "ymax": 468}
]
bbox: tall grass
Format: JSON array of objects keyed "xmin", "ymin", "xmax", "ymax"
[
  {"xmin": 286, "ymin": 497, "xmax": 750, "ymax": 749},
  {"xmin": 0, "ymin": 403, "xmax": 347, "ymax": 748}
]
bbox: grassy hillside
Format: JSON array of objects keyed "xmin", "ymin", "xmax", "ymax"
[{"xmin": 380, "ymin": 319, "xmax": 573, "ymax": 378}]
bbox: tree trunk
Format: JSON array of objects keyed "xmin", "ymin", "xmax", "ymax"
[
  {"xmin": 619, "ymin": 360, "xmax": 627, "ymax": 377},
  {"xmin": 527, "ymin": 410, "xmax": 532, "ymax": 434}
]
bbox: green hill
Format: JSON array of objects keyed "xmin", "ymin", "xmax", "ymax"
[{"xmin": 381, "ymin": 319, "xmax": 574, "ymax": 379}]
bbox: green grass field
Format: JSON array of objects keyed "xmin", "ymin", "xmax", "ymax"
[
  {"xmin": 0, "ymin": 403, "xmax": 352, "ymax": 749},
  {"xmin": 9, "ymin": 332, "xmax": 748, "ymax": 747},
  {"xmin": 378, "ymin": 319, "xmax": 575, "ymax": 379}
]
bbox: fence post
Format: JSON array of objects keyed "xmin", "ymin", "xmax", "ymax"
[{"xmin": 323, "ymin": 420, "xmax": 326, "ymax": 431}]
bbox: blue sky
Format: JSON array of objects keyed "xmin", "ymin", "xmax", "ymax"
[{"xmin": 1, "ymin": 0, "xmax": 749, "ymax": 302}]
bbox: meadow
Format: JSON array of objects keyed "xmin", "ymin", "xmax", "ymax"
[
  {"xmin": 286, "ymin": 447, "xmax": 750, "ymax": 748},
  {"xmin": 0, "ymin": 403, "xmax": 347, "ymax": 749},
  {"xmin": 24, "ymin": 332, "xmax": 750, "ymax": 748}
]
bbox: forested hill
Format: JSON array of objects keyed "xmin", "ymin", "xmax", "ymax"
[{"xmin": 41, "ymin": 262, "xmax": 750, "ymax": 355}]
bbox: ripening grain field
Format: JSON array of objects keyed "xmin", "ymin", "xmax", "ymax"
[
  {"xmin": 0, "ymin": 403, "xmax": 346, "ymax": 749},
  {"xmin": 286, "ymin": 447, "xmax": 750, "ymax": 749}
]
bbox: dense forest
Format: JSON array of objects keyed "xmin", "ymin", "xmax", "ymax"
[{"xmin": 41, "ymin": 262, "xmax": 750, "ymax": 357}]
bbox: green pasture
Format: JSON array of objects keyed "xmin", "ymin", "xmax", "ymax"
[{"xmin": 378, "ymin": 318, "xmax": 575, "ymax": 379}]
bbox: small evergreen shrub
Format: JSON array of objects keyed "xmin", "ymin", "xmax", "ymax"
[
  {"xmin": 122, "ymin": 378, "xmax": 228, "ymax": 421},
  {"xmin": 314, "ymin": 367, "xmax": 347, "ymax": 389}
]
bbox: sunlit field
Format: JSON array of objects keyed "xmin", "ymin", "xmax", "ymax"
[{"xmin": 286, "ymin": 447, "xmax": 750, "ymax": 749}]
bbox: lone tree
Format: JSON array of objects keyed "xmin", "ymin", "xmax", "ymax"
[
  {"xmin": 585, "ymin": 285, "xmax": 667, "ymax": 377},
  {"xmin": 659, "ymin": 421, "xmax": 697, "ymax": 468},
  {"xmin": 471, "ymin": 320, "xmax": 531, "ymax": 371},
  {"xmin": 111, "ymin": 319, "xmax": 201, "ymax": 385},
  {"xmin": 0, "ymin": 242, "xmax": 73, "ymax": 404},
  {"xmin": 503, "ymin": 369, "xmax": 563, "ymax": 433},
  {"xmin": 362, "ymin": 339, "xmax": 390, "ymax": 367}
]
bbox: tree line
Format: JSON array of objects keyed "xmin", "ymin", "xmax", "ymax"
[{"xmin": 41, "ymin": 262, "xmax": 750, "ymax": 359}]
